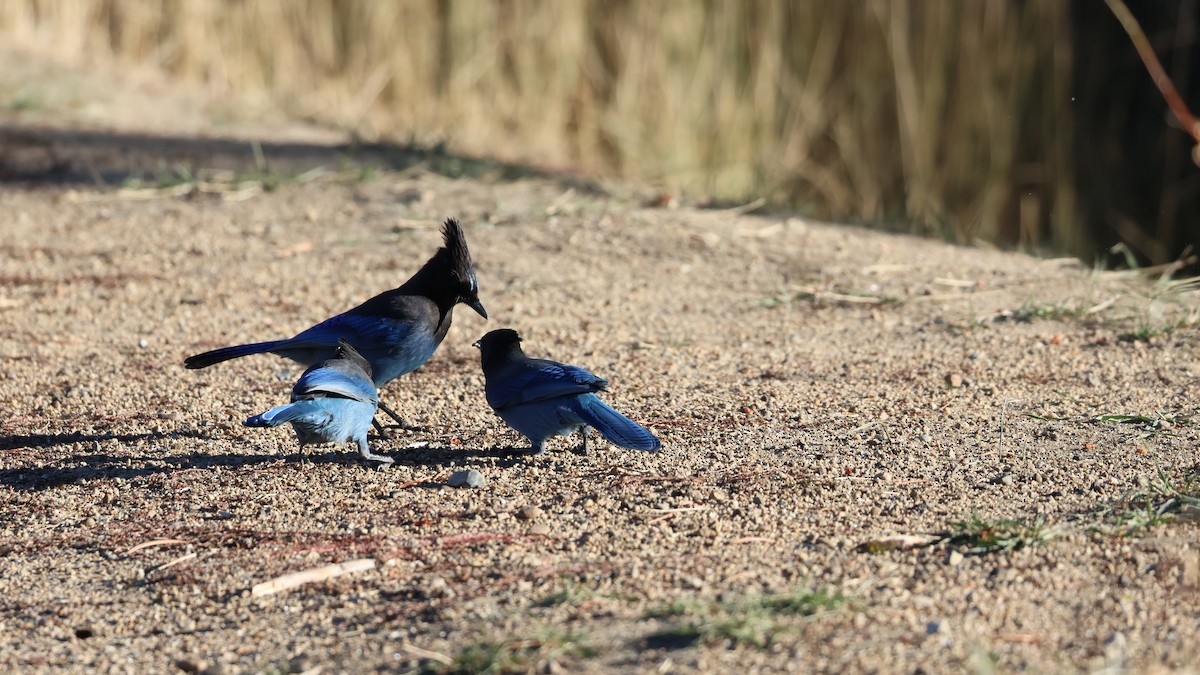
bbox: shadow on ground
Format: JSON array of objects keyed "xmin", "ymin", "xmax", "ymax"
[
  {"xmin": 0, "ymin": 125, "xmax": 607, "ymax": 194},
  {"xmin": 0, "ymin": 429, "xmax": 539, "ymax": 490}
]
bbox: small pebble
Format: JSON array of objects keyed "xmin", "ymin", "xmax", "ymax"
[
  {"xmin": 947, "ymin": 550, "xmax": 965, "ymax": 566},
  {"xmin": 529, "ymin": 523, "xmax": 551, "ymax": 536},
  {"xmin": 447, "ymin": 469, "xmax": 485, "ymax": 488},
  {"xmin": 427, "ymin": 576, "xmax": 454, "ymax": 598},
  {"xmin": 945, "ymin": 373, "xmax": 964, "ymax": 388},
  {"xmin": 517, "ymin": 506, "xmax": 543, "ymax": 521}
]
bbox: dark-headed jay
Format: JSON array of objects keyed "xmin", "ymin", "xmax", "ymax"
[
  {"xmin": 187, "ymin": 218, "xmax": 487, "ymax": 429},
  {"xmin": 475, "ymin": 329, "xmax": 661, "ymax": 455}
]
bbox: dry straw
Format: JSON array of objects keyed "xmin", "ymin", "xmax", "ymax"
[{"xmin": 0, "ymin": 1, "xmax": 1077, "ymax": 252}]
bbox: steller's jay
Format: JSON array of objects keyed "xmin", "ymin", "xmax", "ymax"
[
  {"xmin": 243, "ymin": 338, "xmax": 392, "ymax": 465},
  {"xmin": 474, "ymin": 329, "xmax": 661, "ymax": 455},
  {"xmin": 186, "ymin": 218, "xmax": 487, "ymax": 429}
]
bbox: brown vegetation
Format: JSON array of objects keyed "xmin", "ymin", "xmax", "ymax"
[{"xmin": 1, "ymin": 1, "xmax": 1077, "ymax": 250}]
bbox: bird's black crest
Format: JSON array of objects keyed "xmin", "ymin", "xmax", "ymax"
[{"xmin": 441, "ymin": 218, "xmax": 474, "ymax": 274}]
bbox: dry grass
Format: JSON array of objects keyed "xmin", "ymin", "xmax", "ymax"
[{"xmin": 1, "ymin": 1, "xmax": 1075, "ymax": 250}]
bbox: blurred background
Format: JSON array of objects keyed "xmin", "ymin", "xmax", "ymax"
[{"xmin": 1, "ymin": 0, "xmax": 1197, "ymax": 269}]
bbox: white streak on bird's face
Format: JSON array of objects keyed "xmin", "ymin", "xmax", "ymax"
[{"xmin": 466, "ymin": 269, "xmax": 479, "ymax": 296}]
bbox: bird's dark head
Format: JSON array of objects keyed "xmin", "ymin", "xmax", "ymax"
[
  {"xmin": 440, "ymin": 218, "xmax": 488, "ymax": 319},
  {"xmin": 473, "ymin": 328, "xmax": 523, "ymax": 367},
  {"xmin": 334, "ymin": 337, "xmax": 373, "ymax": 379}
]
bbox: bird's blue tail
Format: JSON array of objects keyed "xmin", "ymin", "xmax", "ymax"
[
  {"xmin": 243, "ymin": 401, "xmax": 324, "ymax": 428},
  {"xmin": 573, "ymin": 395, "xmax": 661, "ymax": 451},
  {"xmin": 185, "ymin": 340, "xmax": 287, "ymax": 369}
]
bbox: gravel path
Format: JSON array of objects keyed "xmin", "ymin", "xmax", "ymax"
[{"xmin": 1, "ymin": 59, "xmax": 1199, "ymax": 674}]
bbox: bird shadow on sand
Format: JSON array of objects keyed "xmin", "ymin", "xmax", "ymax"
[
  {"xmin": 381, "ymin": 442, "xmax": 549, "ymax": 471},
  {"xmin": 0, "ymin": 429, "xmax": 215, "ymax": 451},
  {"xmin": 1, "ymin": 430, "xmax": 539, "ymax": 490}
]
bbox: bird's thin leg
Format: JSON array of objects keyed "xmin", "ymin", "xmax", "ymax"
[
  {"xmin": 577, "ymin": 428, "xmax": 589, "ymax": 456},
  {"xmin": 378, "ymin": 401, "xmax": 407, "ymax": 426},
  {"xmin": 371, "ymin": 418, "xmax": 391, "ymax": 439},
  {"xmin": 358, "ymin": 438, "xmax": 395, "ymax": 466}
]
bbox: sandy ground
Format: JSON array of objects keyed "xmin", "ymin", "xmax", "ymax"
[{"xmin": 2, "ymin": 54, "xmax": 1200, "ymax": 674}]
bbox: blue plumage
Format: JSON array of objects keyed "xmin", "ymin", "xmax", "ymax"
[
  {"xmin": 197, "ymin": 314, "xmax": 439, "ymax": 387},
  {"xmin": 243, "ymin": 339, "xmax": 391, "ymax": 465},
  {"xmin": 475, "ymin": 329, "xmax": 661, "ymax": 455},
  {"xmin": 187, "ymin": 218, "xmax": 487, "ymax": 427}
]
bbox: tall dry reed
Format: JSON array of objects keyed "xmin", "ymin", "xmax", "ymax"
[{"xmin": 0, "ymin": 1, "xmax": 1080, "ymax": 254}]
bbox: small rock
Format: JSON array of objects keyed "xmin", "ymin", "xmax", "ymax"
[
  {"xmin": 947, "ymin": 550, "xmax": 965, "ymax": 566},
  {"xmin": 995, "ymin": 473, "xmax": 1014, "ymax": 487},
  {"xmin": 427, "ymin": 576, "xmax": 454, "ymax": 598},
  {"xmin": 138, "ymin": 338, "xmax": 149, "ymax": 349},
  {"xmin": 517, "ymin": 506, "xmax": 543, "ymax": 521},
  {"xmin": 945, "ymin": 373, "xmax": 964, "ymax": 388},
  {"xmin": 448, "ymin": 469, "xmax": 485, "ymax": 488},
  {"xmin": 1104, "ymin": 631, "xmax": 1128, "ymax": 666},
  {"xmin": 529, "ymin": 523, "xmax": 552, "ymax": 536},
  {"xmin": 926, "ymin": 620, "xmax": 943, "ymax": 634}
]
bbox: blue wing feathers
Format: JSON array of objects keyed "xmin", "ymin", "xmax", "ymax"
[
  {"xmin": 294, "ymin": 369, "xmax": 378, "ymax": 403},
  {"xmin": 572, "ymin": 394, "xmax": 661, "ymax": 452},
  {"xmin": 488, "ymin": 362, "xmax": 608, "ymax": 410},
  {"xmin": 293, "ymin": 313, "xmax": 415, "ymax": 349},
  {"xmin": 244, "ymin": 401, "xmax": 328, "ymax": 428},
  {"xmin": 187, "ymin": 314, "xmax": 424, "ymax": 382}
]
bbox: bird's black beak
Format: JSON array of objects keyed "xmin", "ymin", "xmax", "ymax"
[
  {"xmin": 467, "ymin": 296, "xmax": 488, "ymax": 319},
  {"xmin": 472, "ymin": 339, "xmax": 482, "ymax": 349}
]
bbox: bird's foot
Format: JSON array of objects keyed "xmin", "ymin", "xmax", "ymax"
[{"xmin": 361, "ymin": 452, "xmax": 395, "ymax": 467}]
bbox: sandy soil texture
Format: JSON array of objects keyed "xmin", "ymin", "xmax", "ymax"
[{"xmin": 2, "ymin": 58, "xmax": 1199, "ymax": 675}]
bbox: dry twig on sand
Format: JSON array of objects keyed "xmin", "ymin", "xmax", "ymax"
[{"xmin": 251, "ymin": 558, "xmax": 376, "ymax": 597}]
